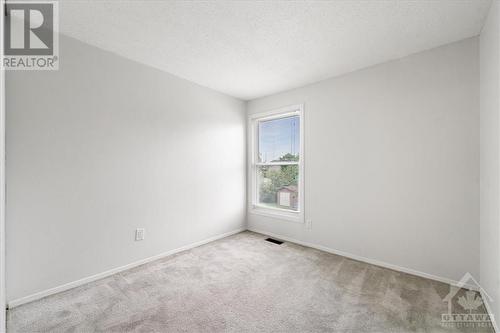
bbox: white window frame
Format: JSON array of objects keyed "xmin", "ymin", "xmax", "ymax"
[{"xmin": 248, "ymin": 104, "xmax": 304, "ymax": 223}]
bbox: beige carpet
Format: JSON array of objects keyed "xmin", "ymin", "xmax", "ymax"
[{"xmin": 7, "ymin": 231, "xmax": 494, "ymax": 332}]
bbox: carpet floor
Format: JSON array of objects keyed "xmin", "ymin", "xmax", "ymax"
[{"xmin": 7, "ymin": 231, "xmax": 494, "ymax": 333}]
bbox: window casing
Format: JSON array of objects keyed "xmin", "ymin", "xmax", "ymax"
[{"xmin": 248, "ymin": 104, "xmax": 304, "ymax": 223}]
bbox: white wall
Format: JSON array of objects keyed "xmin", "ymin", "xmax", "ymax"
[
  {"xmin": 0, "ymin": 0, "xmax": 6, "ymax": 329},
  {"xmin": 480, "ymin": 0, "xmax": 500, "ymax": 325},
  {"xmin": 5, "ymin": 35, "xmax": 246, "ymax": 303},
  {"xmin": 247, "ymin": 38, "xmax": 479, "ymax": 283}
]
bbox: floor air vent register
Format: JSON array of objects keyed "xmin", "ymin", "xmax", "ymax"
[{"xmin": 265, "ymin": 238, "xmax": 283, "ymax": 245}]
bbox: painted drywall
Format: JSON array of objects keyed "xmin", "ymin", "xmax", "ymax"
[
  {"xmin": 480, "ymin": 0, "xmax": 500, "ymax": 325},
  {"xmin": 247, "ymin": 38, "xmax": 479, "ymax": 283},
  {"xmin": 5, "ymin": 35, "xmax": 246, "ymax": 302},
  {"xmin": 0, "ymin": 2, "xmax": 5, "ymax": 329},
  {"xmin": 58, "ymin": 1, "xmax": 491, "ymax": 100}
]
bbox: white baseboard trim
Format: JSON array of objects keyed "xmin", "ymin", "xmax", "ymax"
[
  {"xmin": 8, "ymin": 226, "xmax": 484, "ymax": 310},
  {"xmin": 481, "ymin": 289, "xmax": 499, "ymax": 333},
  {"xmin": 7, "ymin": 228, "xmax": 246, "ymax": 309},
  {"xmin": 248, "ymin": 227, "xmax": 480, "ymax": 291}
]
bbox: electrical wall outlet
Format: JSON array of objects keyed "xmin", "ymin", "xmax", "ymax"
[{"xmin": 135, "ymin": 228, "xmax": 145, "ymax": 241}]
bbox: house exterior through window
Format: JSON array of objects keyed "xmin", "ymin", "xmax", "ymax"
[{"xmin": 248, "ymin": 104, "xmax": 304, "ymax": 223}]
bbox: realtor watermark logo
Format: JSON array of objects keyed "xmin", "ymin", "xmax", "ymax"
[
  {"xmin": 441, "ymin": 273, "xmax": 495, "ymax": 330},
  {"xmin": 3, "ymin": 0, "xmax": 59, "ymax": 70}
]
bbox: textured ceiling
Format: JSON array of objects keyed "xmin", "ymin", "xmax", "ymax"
[{"xmin": 59, "ymin": 0, "xmax": 492, "ymax": 100}]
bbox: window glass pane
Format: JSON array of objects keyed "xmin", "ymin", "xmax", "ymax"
[
  {"xmin": 257, "ymin": 165, "xmax": 299, "ymax": 211},
  {"xmin": 258, "ymin": 115, "xmax": 299, "ymax": 163}
]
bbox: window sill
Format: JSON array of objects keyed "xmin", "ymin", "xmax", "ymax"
[{"xmin": 249, "ymin": 205, "xmax": 304, "ymax": 223}]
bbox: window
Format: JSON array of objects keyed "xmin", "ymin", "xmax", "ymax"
[{"xmin": 248, "ymin": 104, "xmax": 304, "ymax": 222}]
